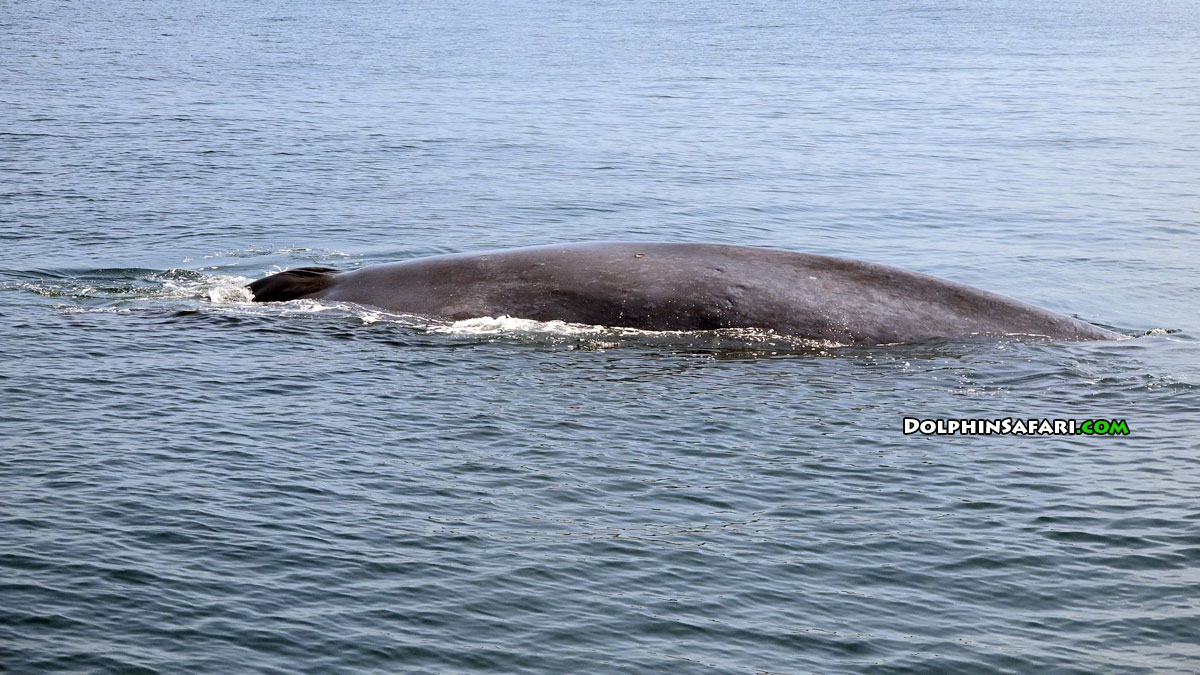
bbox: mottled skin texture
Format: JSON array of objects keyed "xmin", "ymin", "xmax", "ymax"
[{"xmin": 251, "ymin": 242, "xmax": 1121, "ymax": 345}]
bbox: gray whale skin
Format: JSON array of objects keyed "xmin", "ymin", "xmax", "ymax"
[{"xmin": 248, "ymin": 242, "xmax": 1120, "ymax": 345}]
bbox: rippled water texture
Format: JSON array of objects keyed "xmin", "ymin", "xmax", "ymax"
[{"xmin": 3, "ymin": 1, "xmax": 1199, "ymax": 672}]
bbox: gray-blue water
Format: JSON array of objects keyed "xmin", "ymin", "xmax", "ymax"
[{"xmin": 3, "ymin": 1, "xmax": 1199, "ymax": 672}]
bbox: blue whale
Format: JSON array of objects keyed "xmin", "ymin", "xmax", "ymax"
[{"xmin": 248, "ymin": 242, "xmax": 1121, "ymax": 345}]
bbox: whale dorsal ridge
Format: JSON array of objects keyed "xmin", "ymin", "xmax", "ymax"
[{"xmin": 248, "ymin": 267, "xmax": 341, "ymax": 303}]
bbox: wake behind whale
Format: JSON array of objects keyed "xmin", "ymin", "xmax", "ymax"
[{"xmin": 247, "ymin": 242, "xmax": 1121, "ymax": 346}]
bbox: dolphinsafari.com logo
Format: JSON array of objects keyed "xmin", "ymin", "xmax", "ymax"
[{"xmin": 903, "ymin": 417, "xmax": 1130, "ymax": 436}]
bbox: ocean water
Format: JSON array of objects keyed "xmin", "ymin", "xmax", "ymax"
[{"xmin": 3, "ymin": 0, "xmax": 1199, "ymax": 672}]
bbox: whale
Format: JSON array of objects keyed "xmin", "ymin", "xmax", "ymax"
[{"xmin": 247, "ymin": 242, "xmax": 1121, "ymax": 345}]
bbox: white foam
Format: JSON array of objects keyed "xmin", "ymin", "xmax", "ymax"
[
  {"xmin": 58, "ymin": 305, "xmax": 133, "ymax": 315},
  {"xmin": 159, "ymin": 271, "xmax": 255, "ymax": 303},
  {"xmin": 426, "ymin": 314, "xmax": 850, "ymax": 350},
  {"xmin": 430, "ymin": 315, "xmax": 621, "ymax": 337}
]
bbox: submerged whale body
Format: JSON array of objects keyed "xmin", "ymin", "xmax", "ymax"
[{"xmin": 248, "ymin": 242, "xmax": 1120, "ymax": 345}]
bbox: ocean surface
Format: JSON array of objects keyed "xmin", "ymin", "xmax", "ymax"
[{"xmin": 3, "ymin": 1, "xmax": 1199, "ymax": 672}]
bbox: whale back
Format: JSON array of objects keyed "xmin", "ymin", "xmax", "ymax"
[
  {"xmin": 248, "ymin": 267, "xmax": 341, "ymax": 303},
  {"xmin": 244, "ymin": 244, "xmax": 1121, "ymax": 344}
]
